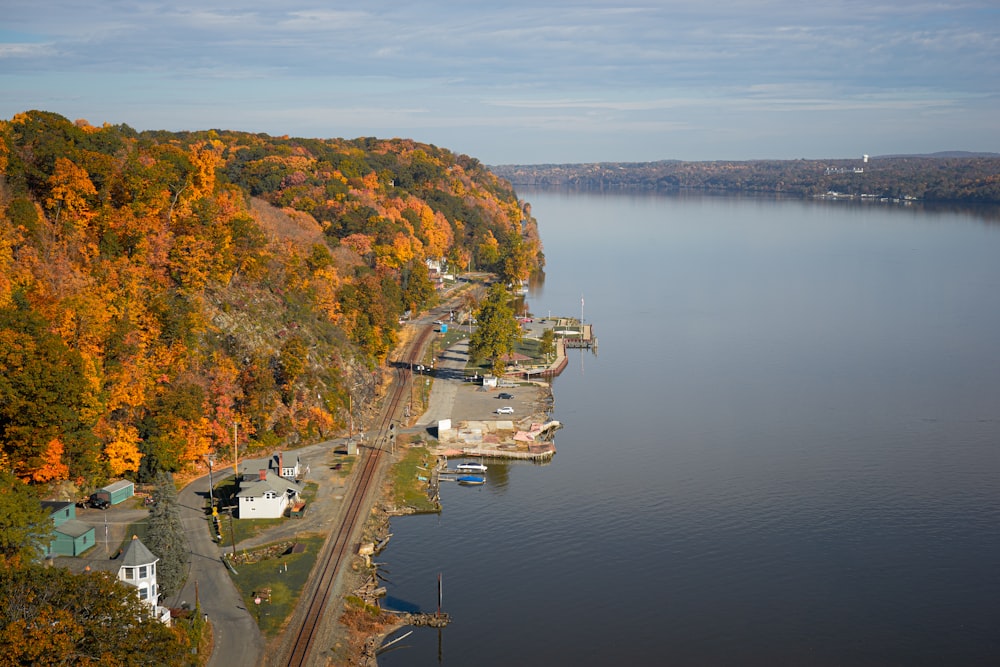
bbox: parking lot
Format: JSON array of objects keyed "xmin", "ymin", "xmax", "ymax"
[{"xmin": 422, "ymin": 338, "xmax": 552, "ymax": 429}]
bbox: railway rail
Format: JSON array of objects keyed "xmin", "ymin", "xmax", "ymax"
[{"xmin": 281, "ymin": 320, "xmax": 438, "ymax": 667}]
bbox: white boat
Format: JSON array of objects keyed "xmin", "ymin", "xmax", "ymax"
[{"xmin": 456, "ymin": 462, "xmax": 487, "ymax": 473}]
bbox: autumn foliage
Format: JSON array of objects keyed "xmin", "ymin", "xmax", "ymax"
[{"xmin": 0, "ymin": 110, "xmax": 543, "ymax": 491}]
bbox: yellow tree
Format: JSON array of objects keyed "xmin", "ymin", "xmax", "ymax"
[
  {"xmin": 169, "ymin": 234, "xmax": 215, "ymax": 293},
  {"xmin": 417, "ymin": 204, "xmax": 453, "ymax": 259},
  {"xmin": 97, "ymin": 420, "xmax": 143, "ymax": 476},
  {"xmin": 311, "ymin": 264, "xmax": 343, "ymax": 324},
  {"xmin": 186, "ymin": 141, "xmax": 222, "ymax": 201},
  {"xmin": 45, "ymin": 158, "xmax": 97, "ymax": 236}
]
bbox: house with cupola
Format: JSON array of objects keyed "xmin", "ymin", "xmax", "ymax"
[
  {"xmin": 116, "ymin": 535, "xmax": 172, "ymax": 625},
  {"xmin": 76, "ymin": 535, "xmax": 172, "ymax": 625}
]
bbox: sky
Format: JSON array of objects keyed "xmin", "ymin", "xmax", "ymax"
[{"xmin": 2, "ymin": 1, "xmax": 998, "ymax": 164}]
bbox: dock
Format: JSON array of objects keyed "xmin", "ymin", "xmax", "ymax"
[{"xmin": 561, "ymin": 322, "xmax": 597, "ymax": 350}]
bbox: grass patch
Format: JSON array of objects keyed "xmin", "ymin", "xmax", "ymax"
[
  {"xmin": 390, "ymin": 445, "xmax": 440, "ymax": 513},
  {"xmin": 227, "ymin": 535, "xmax": 326, "ymax": 637}
]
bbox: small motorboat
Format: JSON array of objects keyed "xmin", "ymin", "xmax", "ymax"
[
  {"xmin": 457, "ymin": 475, "xmax": 486, "ymax": 485},
  {"xmin": 456, "ymin": 462, "xmax": 488, "ymax": 473}
]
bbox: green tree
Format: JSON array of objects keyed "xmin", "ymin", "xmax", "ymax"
[
  {"xmin": 0, "ymin": 471, "xmax": 52, "ymax": 568},
  {"xmin": 0, "ymin": 564, "xmax": 185, "ymax": 666},
  {"xmin": 539, "ymin": 328, "xmax": 556, "ymax": 359},
  {"xmin": 144, "ymin": 471, "xmax": 189, "ymax": 599},
  {"xmin": 499, "ymin": 231, "xmax": 531, "ymax": 287},
  {"xmin": 401, "ymin": 259, "xmax": 436, "ymax": 314},
  {"xmin": 0, "ymin": 293, "xmax": 91, "ymax": 483},
  {"xmin": 469, "ymin": 283, "xmax": 521, "ymax": 377}
]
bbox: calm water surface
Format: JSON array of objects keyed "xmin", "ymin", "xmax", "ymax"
[{"xmin": 380, "ymin": 191, "xmax": 1000, "ymax": 666}]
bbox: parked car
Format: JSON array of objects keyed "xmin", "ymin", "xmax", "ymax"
[
  {"xmin": 496, "ymin": 406, "xmax": 514, "ymax": 415},
  {"xmin": 87, "ymin": 493, "xmax": 110, "ymax": 510},
  {"xmin": 497, "ymin": 392, "xmax": 514, "ymax": 399}
]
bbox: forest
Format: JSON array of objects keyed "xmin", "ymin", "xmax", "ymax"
[
  {"xmin": 0, "ymin": 110, "xmax": 543, "ymax": 495},
  {"xmin": 490, "ymin": 153, "xmax": 1000, "ymax": 203}
]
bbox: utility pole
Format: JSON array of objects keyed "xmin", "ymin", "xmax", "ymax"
[
  {"xmin": 232, "ymin": 422, "xmax": 239, "ymax": 481},
  {"xmin": 205, "ymin": 456, "xmax": 215, "ymax": 509}
]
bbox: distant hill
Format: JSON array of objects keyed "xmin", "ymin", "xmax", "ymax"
[
  {"xmin": 874, "ymin": 151, "xmax": 1000, "ymax": 159},
  {"xmin": 489, "ymin": 156, "xmax": 1000, "ymax": 203}
]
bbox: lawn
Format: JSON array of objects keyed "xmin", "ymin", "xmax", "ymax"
[
  {"xmin": 227, "ymin": 534, "xmax": 326, "ymax": 636},
  {"xmin": 390, "ymin": 445, "xmax": 440, "ymax": 513}
]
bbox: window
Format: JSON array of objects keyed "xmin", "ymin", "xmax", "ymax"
[
  {"xmin": 150, "ymin": 563, "xmax": 155, "ymax": 577},
  {"xmin": 139, "ymin": 585, "xmax": 148, "ymax": 600},
  {"xmin": 139, "ymin": 565, "xmax": 147, "ymax": 578},
  {"xmin": 124, "ymin": 567, "xmax": 134, "ymax": 579}
]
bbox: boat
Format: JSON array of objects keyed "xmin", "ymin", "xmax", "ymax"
[
  {"xmin": 457, "ymin": 475, "xmax": 486, "ymax": 485},
  {"xmin": 456, "ymin": 462, "xmax": 487, "ymax": 473}
]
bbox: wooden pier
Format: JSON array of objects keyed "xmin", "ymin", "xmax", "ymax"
[{"xmin": 562, "ymin": 323, "xmax": 597, "ymax": 350}]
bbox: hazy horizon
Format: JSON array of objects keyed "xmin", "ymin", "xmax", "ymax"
[{"xmin": 3, "ymin": 1, "xmax": 998, "ymax": 164}]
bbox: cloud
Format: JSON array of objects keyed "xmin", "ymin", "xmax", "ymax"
[{"xmin": 0, "ymin": 0, "xmax": 997, "ymax": 161}]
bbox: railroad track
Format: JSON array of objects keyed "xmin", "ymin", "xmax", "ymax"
[{"xmin": 282, "ymin": 321, "xmax": 437, "ymax": 667}]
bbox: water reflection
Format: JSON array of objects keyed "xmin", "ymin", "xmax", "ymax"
[{"xmin": 380, "ymin": 191, "xmax": 1000, "ymax": 667}]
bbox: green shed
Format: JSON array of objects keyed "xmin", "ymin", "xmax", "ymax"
[
  {"xmin": 102, "ymin": 480, "xmax": 135, "ymax": 505},
  {"xmin": 50, "ymin": 519, "xmax": 95, "ymax": 556},
  {"xmin": 41, "ymin": 501, "xmax": 95, "ymax": 557}
]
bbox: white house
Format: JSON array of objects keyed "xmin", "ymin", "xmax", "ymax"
[
  {"xmin": 238, "ymin": 451, "xmax": 301, "ymax": 482},
  {"xmin": 237, "ymin": 470, "xmax": 303, "ymax": 519},
  {"xmin": 116, "ymin": 535, "xmax": 172, "ymax": 625}
]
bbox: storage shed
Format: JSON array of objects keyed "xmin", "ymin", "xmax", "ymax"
[
  {"xmin": 102, "ymin": 480, "xmax": 135, "ymax": 505},
  {"xmin": 41, "ymin": 501, "xmax": 96, "ymax": 557}
]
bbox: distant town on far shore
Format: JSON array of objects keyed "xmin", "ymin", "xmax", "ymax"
[{"xmin": 489, "ymin": 153, "xmax": 1000, "ymax": 204}]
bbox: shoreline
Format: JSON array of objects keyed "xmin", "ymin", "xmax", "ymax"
[{"xmin": 359, "ymin": 341, "xmax": 560, "ymax": 664}]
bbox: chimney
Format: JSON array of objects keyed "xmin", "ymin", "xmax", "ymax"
[
  {"xmin": 279, "ymin": 452, "xmax": 284, "ymax": 472},
  {"xmin": 259, "ymin": 469, "xmax": 266, "ymax": 481}
]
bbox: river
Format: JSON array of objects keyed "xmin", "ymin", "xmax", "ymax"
[{"xmin": 379, "ymin": 190, "xmax": 1000, "ymax": 666}]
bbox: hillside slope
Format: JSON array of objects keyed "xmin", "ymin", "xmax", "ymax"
[{"xmin": 0, "ymin": 110, "xmax": 542, "ymax": 492}]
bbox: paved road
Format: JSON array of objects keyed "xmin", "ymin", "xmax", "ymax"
[
  {"xmin": 168, "ymin": 437, "xmax": 355, "ymax": 667},
  {"xmin": 171, "ymin": 471, "xmax": 265, "ymax": 667},
  {"xmin": 413, "ymin": 339, "xmax": 472, "ymax": 429}
]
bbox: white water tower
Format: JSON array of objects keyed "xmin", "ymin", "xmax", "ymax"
[{"xmin": 863, "ymin": 154, "xmax": 869, "ymax": 163}]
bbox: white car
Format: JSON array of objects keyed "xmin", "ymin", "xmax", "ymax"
[{"xmin": 496, "ymin": 406, "xmax": 514, "ymax": 415}]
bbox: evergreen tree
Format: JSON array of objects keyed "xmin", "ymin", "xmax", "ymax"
[{"xmin": 144, "ymin": 471, "xmax": 189, "ymax": 599}]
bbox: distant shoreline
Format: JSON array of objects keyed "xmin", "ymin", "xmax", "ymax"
[{"xmin": 490, "ymin": 156, "xmax": 1000, "ymax": 205}]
